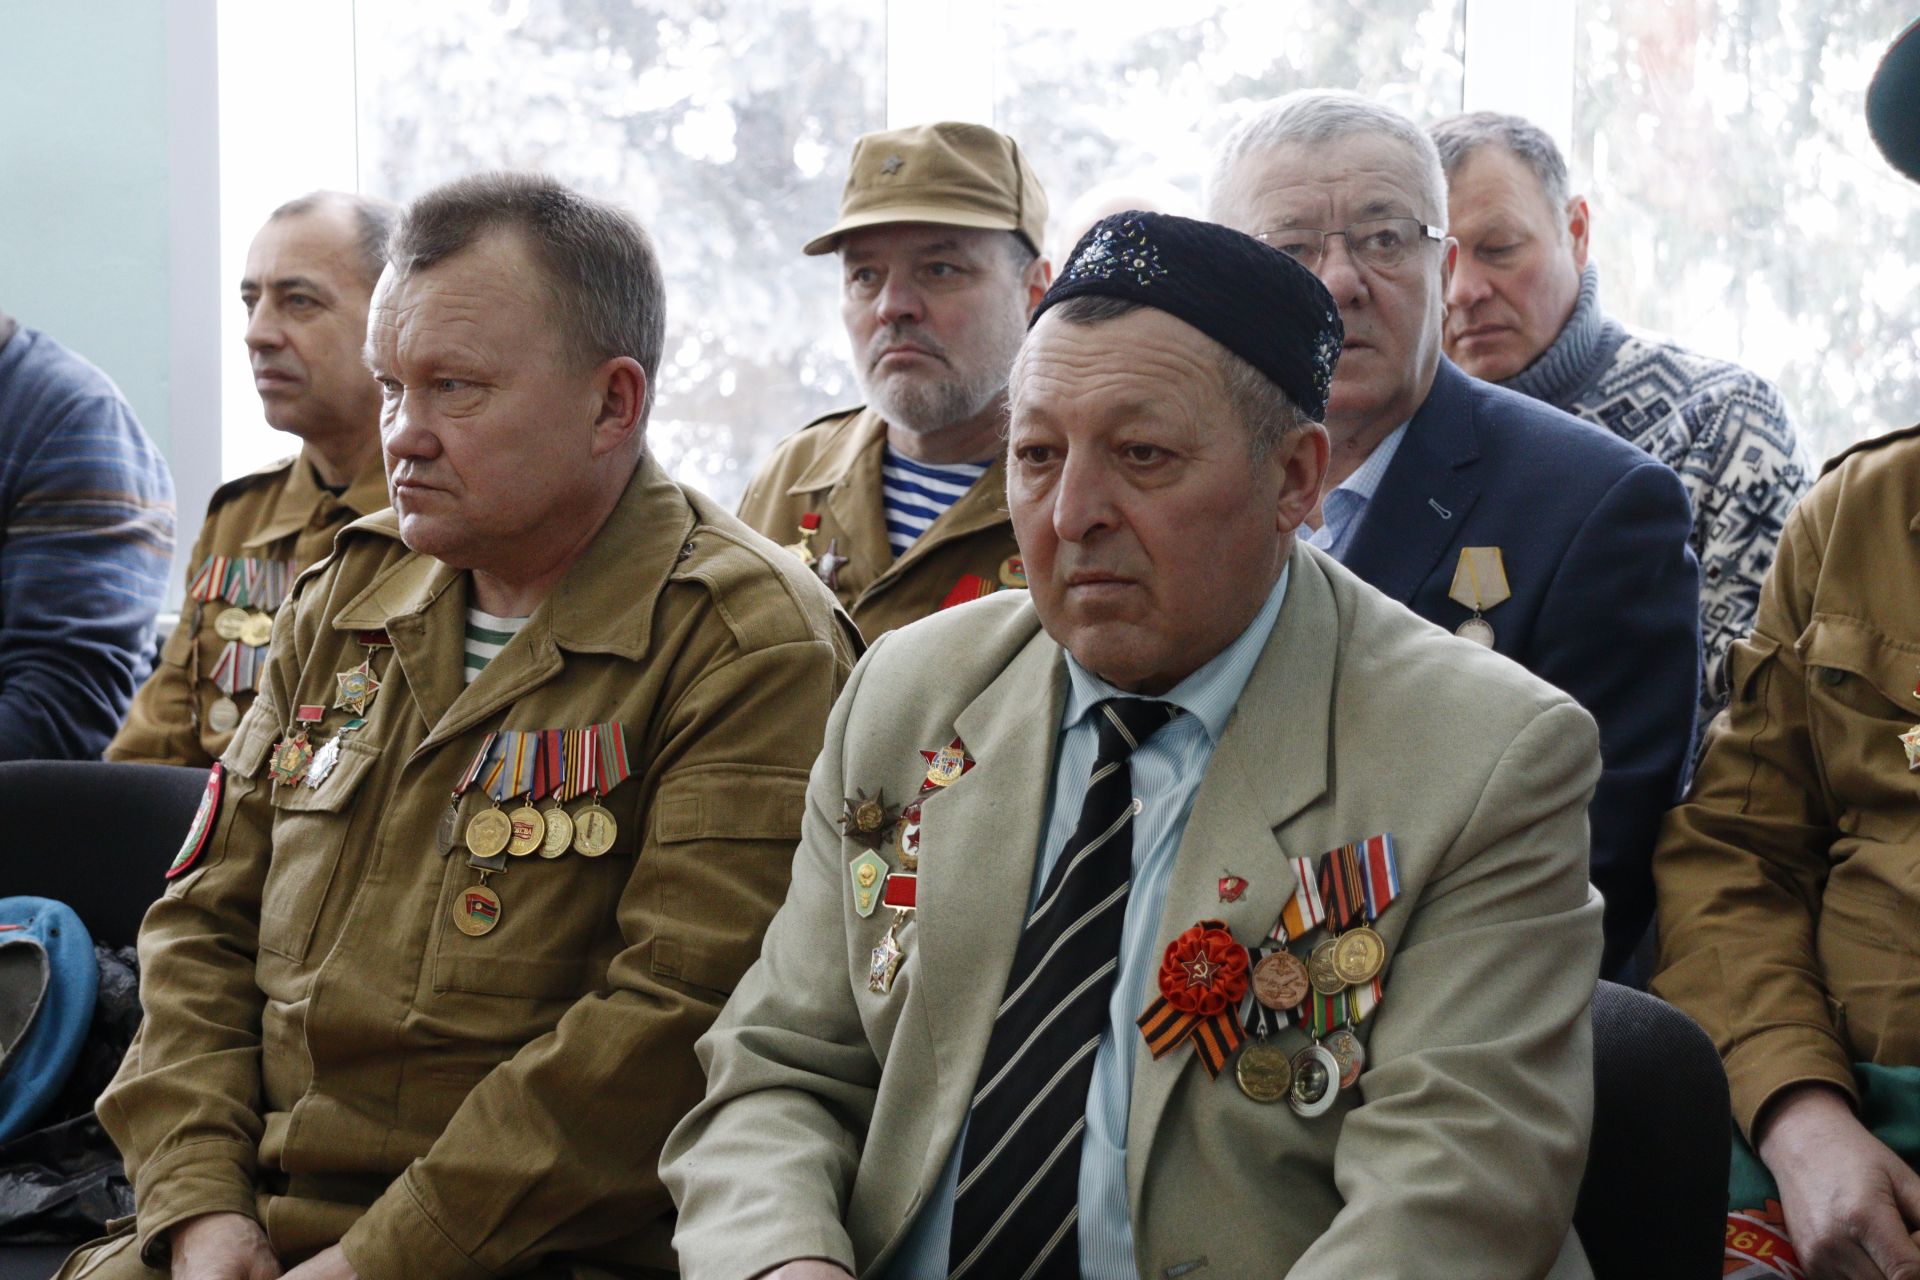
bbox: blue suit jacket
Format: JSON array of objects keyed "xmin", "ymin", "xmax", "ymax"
[{"xmin": 1343, "ymin": 358, "xmax": 1700, "ymax": 977}]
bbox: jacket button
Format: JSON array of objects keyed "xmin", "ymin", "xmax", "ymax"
[{"xmin": 1819, "ymin": 666, "xmax": 1846, "ymax": 686}]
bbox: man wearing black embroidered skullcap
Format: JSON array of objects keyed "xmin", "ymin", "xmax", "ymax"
[{"xmin": 665, "ymin": 211, "xmax": 1606, "ymax": 1280}]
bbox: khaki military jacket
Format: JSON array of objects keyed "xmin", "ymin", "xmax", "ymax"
[
  {"xmin": 735, "ymin": 407, "xmax": 1023, "ymax": 642},
  {"xmin": 93, "ymin": 456, "xmax": 852, "ymax": 1277},
  {"xmin": 107, "ymin": 451, "xmax": 388, "ymax": 767},
  {"xmin": 1653, "ymin": 425, "xmax": 1920, "ymax": 1138}
]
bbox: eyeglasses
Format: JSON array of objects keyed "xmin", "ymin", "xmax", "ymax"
[{"xmin": 1254, "ymin": 217, "xmax": 1446, "ymax": 271}]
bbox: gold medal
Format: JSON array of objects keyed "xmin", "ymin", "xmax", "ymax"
[
  {"xmin": 207, "ymin": 695, "xmax": 241, "ymax": 735},
  {"xmin": 239, "ymin": 611, "xmax": 275, "ymax": 648},
  {"xmin": 572, "ymin": 802, "xmax": 617, "ymax": 857},
  {"xmin": 506, "ymin": 804, "xmax": 546, "ymax": 857},
  {"xmin": 925, "ymin": 746, "xmax": 966, "ymax": 787},
  {"xmin": 213, "ymin": 606, "xmax": 249, "ymax": 641},
  {"xmin": 453, "ymin": 882, "xmax": 502, "ymax": 936},
  {"xmin": 1235, "ymin": 1037, "xmax": 1294, "ymax": 1103},
  {"xmin": 465, "ymin": 807, "xmax": 512, "ymax": 860},
  {"xmin": 538, "ymin": 804, "xmax": 574, "ymax": 858},
  {"xmin": 333, "ymin": 659, "xmax": 381, "ymax": 716},
  {"xmin": 1308, "ymin": 937, "xmax": 1347, "ymax": 995},
  {"xmin": 1324, "ymin": 1026, "xmax": 1367, "ymax": 1089},
  {"xmin": 998, "ymin": 555, "xmax": 1027, "ymax": 589},
  {"xmin": 1252, "ymin": 949, "xmax": 1312, "ymax": 1010},
  {"xmin": 1332, "ymin": 925, "xmax": 1387, "ymax": 985},
  {"xmin": 785, "ymin": 513, "xmax": 821, "ymax": 566},
  {"xmin": 268, "ymin": 731, "xmax": 314, "ymax": 787},
  {"xmin": 1289, "ymin": 1043, "xmax": 1341, "ymax": 1117}
]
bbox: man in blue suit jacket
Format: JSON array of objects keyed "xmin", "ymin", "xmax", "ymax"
[{"xmin": 1208, "ymin": 91, "xmax": 1699, "ymax": 977}]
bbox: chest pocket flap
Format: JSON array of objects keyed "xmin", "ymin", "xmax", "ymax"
[
  {"xmin": 1798, "ymin": 614, "xmax": 1920, "ymax": 715},
  {"xmin": 220, "ymin": 703, "xmax": 281, "ymax": 780}
]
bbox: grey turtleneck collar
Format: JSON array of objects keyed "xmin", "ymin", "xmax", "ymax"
[{"xmin": 1498, "ymin": 264, "xmax": 1626, "ymax": 410}]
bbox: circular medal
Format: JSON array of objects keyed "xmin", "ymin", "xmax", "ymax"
[
  {"xmin": 207, "ymin": 695, "xmax": 241, "ymax": 734},
  {"xmin": 853, "ymin": 797, "xmax": 886, "ymax": 833},
  {"xmin": 1456, "ymin": 616, "xmax": 1495, "ymax": 647},
  {"xmin": 214, "ymin": 607, "xmax": 250, "ymax": 641},
  {"xmin": 240, "ymin": 611, "xmax": 275, "ymax": 648},
  {"xmin": 465, "ymin": 807, "xmax": 512, "ymax": 859},
  {"xmin": 453, "ymin": 882, "xmax": 502, "ymax": 936},
  {"xmin": 1235, "ymin": 1038, "xmax": 1294, "ymax": 1103},
  {"xmin": 1252, "ymin": 949, "xmax": 1312, "ymax": 1010},
  {"xmin": 894, "ymin": 808, "xmax": 921, "ymax": 872},
  {"xmin": 506, "ymin": 804, "xmax": 546, "ymax": 857},
  {"xmin": 1332, "ymin": 925, "xmax": 1387, "ymax": 986},
  {"xmin": 1308, "ymin": 937, "xmax": 1347, "ymax": 995},
  {"xmin": 573, "ymin": 802, "xmax": 617, "ymax": 857},
  {"xmin": 998, "ymin": 556, "xmax": 1027, "ymax": 589},
  {"xmin": 539, "ymin": 804, "xmax": 574, "ymax": 858},
  {"xmin": 1323, "ymin": 1026, "xmax": 1367, "ymax": 1089},
  {"xmin": 1289, "ymin": 1043, "xmax": 1341, "ymax": 1117},
  {"xmin": 437, "ymin": 799, "xmax": 461, "ymax": 854}
]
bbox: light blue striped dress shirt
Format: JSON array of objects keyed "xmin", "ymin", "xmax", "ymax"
[
  {"xmin": 884, "ymin": 567, "xmax": 1291, "ymax": 1280},
  {"xmin": 1302, "ymin": 421, "xmax": 1408, "ymax": 561}
]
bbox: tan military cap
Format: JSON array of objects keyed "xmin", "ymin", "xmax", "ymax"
[{"xmin": 803, "ymin": 121, "xmax": 1049, "ymax": 256}]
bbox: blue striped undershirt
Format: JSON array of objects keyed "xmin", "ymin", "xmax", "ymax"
[{"xmin": 880, "ymin": 448, "xmax": 990, "ymax": 558}]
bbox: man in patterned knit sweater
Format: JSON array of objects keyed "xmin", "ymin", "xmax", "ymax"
[{"xmin": 1432, "ymin": 111, "xmax": 1811, "ymax": 742}]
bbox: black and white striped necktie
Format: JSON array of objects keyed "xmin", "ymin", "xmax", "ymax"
[{"xmin": 948, "ymin": 695, "xmax": 1180, "ymax": 1280}]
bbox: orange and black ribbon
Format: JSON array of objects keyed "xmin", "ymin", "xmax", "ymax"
[{"xmin": 1136, "ymin": 919, "xmax": 1249, "ymax": 1078}]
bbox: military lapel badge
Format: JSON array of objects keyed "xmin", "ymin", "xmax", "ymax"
[
  {"xmin": 840, "ymin": 789, "xmax": 897, "ymax": 850},
  {"xmin": 815, "ymin": 538, "xmax": 849, "ymax": 591},
  {"xmin": 786, "ymin": 512, "xmax": 822, "ymax": 567},
  {"xmin": 1449, "ymin": 547, "xmax": 1511, "ymax": 646},
  {"xmin": 920, "ymin": 738, "xmax": 975, "ymax": 788}
]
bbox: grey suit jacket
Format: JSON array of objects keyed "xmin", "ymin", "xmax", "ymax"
[{"xmin": 663, "ymin": 542, "xmax": 1604, "ymax": 1280}]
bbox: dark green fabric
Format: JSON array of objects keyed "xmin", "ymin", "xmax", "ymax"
[{"xmin": 1731, "ymin": 1063, "xmax": 1920, "ymax": 1206}]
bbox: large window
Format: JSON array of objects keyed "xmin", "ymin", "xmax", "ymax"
[
  {"xmin": 210, "ymin": 2, "xmax": 1920, "ymax": 516},
  {"xmin": 355, "ymin": 1, "xmax": 884, "ymax": 508},
  {"xmin": 1577, "ymin": 0, "xmax": 1920, "ymax": 461}
]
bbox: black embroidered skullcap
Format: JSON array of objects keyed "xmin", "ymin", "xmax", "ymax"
[
  {"xmin": 1032, "ymin": 210, "xmax": 1344, "ymax": 421},
  {"xmin": 1869, "ymin": 17, "xmax": 1920, "ymax": 183}
]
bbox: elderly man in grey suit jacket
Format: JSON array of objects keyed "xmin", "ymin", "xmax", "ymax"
[{"xmin": 663, "ymin": 212, "xmax": 1605, "ymax": 1279}]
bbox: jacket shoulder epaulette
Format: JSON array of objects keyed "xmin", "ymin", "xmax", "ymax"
[
  {"xmin": 674, "ymin": 491, "xmax": 844, "ymax": 653},
  {"xmin": 1821, "ymin": 422, "xmax": 1920, "ymax": 475},
  {"xmin": 206, "ymin": 455, "xmax": 297, "ymax": 509}
]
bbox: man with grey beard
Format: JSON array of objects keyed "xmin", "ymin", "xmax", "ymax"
[{"xmin": 737, "ymin": 122, "xmax": 1052, "ymax": 640}]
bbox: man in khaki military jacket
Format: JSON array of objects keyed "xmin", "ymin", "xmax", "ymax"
[
  {"xmin": 736, "ymin": 121, "xmax": 1051, "ymax": 640},
  {"xmin": 1651, "ymin": 21, "xmax": 1920, "ymax": 1278},
  {"xmin": 60, "ymin": 174, "xmax": 850, "ymax": 1280},
  {"xmin": 109, "ymin": 192, "xmax": 397, "ymax": 767}
]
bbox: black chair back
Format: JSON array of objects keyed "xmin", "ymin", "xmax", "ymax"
[
  {"xmin": 1577, "ymin": 980, "xmax": 1730, "ymax": 1279},
  {"xmin": 0, "ymin": 761, "xmax": 209, "ymax": 949}
]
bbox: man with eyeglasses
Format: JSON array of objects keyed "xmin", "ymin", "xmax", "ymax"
[{"xmin": 1208, "ymin": 90, "xmax": 1700, "ymax": 981}]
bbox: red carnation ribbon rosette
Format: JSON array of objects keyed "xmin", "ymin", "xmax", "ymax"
[{"xmin": 1136, "ymin": 919, "xmax": 1249, "ymax": 1077}]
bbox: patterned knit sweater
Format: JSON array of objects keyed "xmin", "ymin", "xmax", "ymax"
[{"xmin": 1502, "ymin": 266, "xmax": 1811, "ymax": 740}]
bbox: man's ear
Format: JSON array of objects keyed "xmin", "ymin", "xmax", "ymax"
[
  {"xmin": 589, "ymin": 355, "xmax": 647, "ymax": 457},
  {"xmin": 1274, "ymin": 422, "xmax": 1331, "ymax": 535},
  {"xmin": 1023, "ymin": 255, "xmax": 1053, "ymax": 315},
  {"xmin": 1567, "ymin": 195, "xmax": 1591, "ymax": 271}
]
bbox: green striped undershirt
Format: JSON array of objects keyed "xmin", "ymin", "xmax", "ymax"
[{"xmin": 464, "ymin": 607, "xmax": 530, "ymax": 684}]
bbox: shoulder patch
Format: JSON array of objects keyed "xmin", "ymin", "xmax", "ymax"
[
  {"xmin": 207, "ymin": 455, "xmax": 298, "ymax": 507},
  {"xmin": 168, "ymin": 763, "xmax": 224, "ymax": 879},
  {"xmin": 1822, "ymin": 421, "xmax": 1920, "ymax": 475}
]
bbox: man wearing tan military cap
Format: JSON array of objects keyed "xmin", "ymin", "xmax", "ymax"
[
  {"xmin": 58, "ymin": 173, "xmax": 851, "ymax": 1280},
  {"xmin": 737, "ymin": 121, "xmax": 1052, "ymax": 641},
  {"xmin": 109, "ymin": 191, "xmax": 397, "ymax": 767}
]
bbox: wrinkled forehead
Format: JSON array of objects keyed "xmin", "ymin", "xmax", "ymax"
[
  {"xmin": 365, "ymin": 243, "xmax": 554, "ymax": 369},
  {"xmin": 1011, "ymin": 305, "xmax": 1226, "ymax": 426},
  {"xmin": 1223, "ymin": 133, "xmax": 1435, "ymax": 229}
]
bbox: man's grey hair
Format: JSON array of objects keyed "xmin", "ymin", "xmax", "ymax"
[
  {"xmin": 387, "ymin": 172, "xmax": 667, "ymax": 421},
  {"xmin": 1207, "ymin": 90, "xmax": 1448, "ymax": 227},
  {"xmin": 270, "ymin": 190, "xmax": 400, "ymax": 289},
  {"xmin": 1430, "ymin": 111, "xmax": 1573, "ymax": 216},
  {"xmin": 1016, "ymin": 295, "xmax": 1311, "ymax": 461}
]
